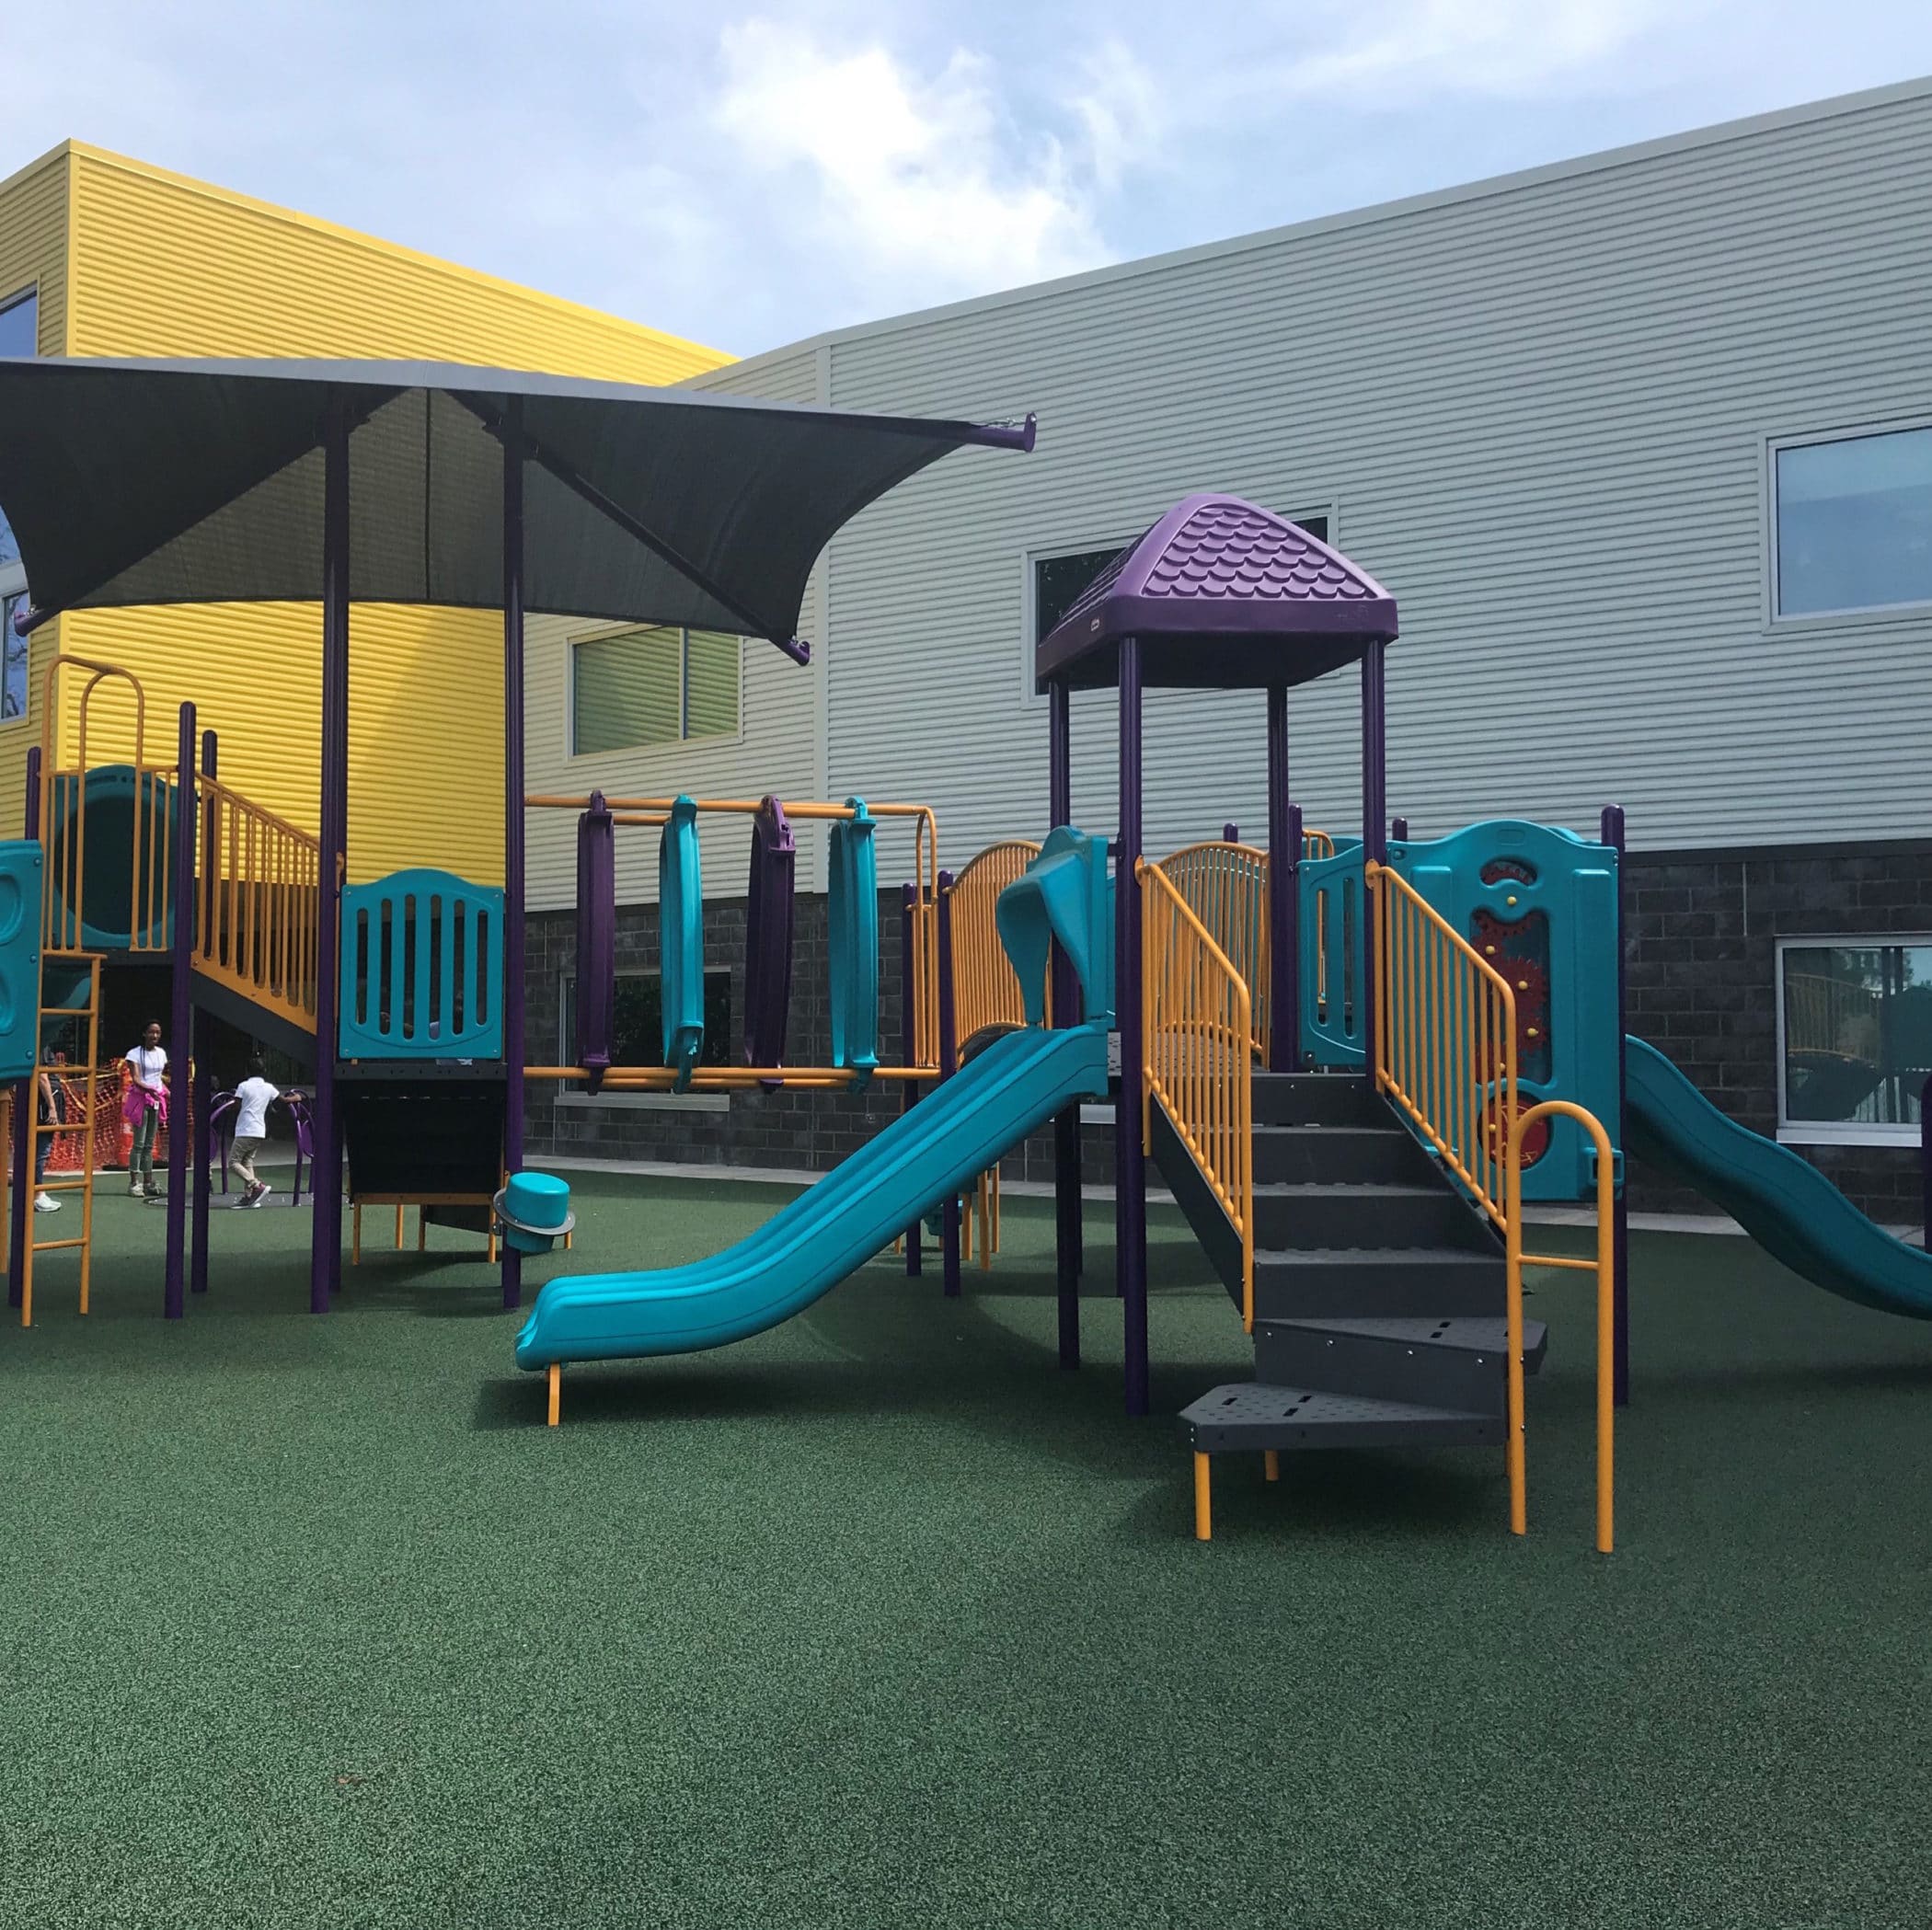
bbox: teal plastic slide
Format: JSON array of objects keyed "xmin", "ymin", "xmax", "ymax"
[
  {"xmin": 514, "ymin": 1023, "xmax": 1110, "ymax": 1368},
  {"xmin": 1625, "ymin": 1035, "xmax": 1932, "ymax": 1318}
]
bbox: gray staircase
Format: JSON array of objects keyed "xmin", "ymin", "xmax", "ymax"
[{"xmin": 1148, "ymin": 1070, "xmax": 1546, "ymax": 1476}]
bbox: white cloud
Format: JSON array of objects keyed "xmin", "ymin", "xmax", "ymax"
[
  {"xmin": 710, "ymin": 19, "xmax": 1130, "ymax": 307},
  {"xmin": 1269, "ymin": 0, "xmax": 1690, "ymax": 99}
]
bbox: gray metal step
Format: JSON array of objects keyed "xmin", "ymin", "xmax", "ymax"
[
  {"xmin": 1253, "ymin": 1246, "xmax": 1506, "ymax": 1320},
  {"xmin": 1254, "ymin": 1181, "xmax": 1498, "ymax": 1253},
  {"xmin": 1252, "ymin": 1074, "xmax": 1386, "ymax": 1129},
  {"xmin": 1181, "ymin": 1381, "xmax": 1501, "ymax": 1453},
  {"xmin": 1254, "ymin": 1315, "xmax": 1547, "ymax": 1416},
  {"xmin": 1251, "ymin": 1122, "xmax": 1432, "ymax": 1187}
]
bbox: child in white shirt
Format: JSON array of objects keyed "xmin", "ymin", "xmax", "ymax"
[
  {"xmin": 229, "ymin": 1057, "xmax": 283, "ymax": 1208},
  {"xmin": 123, "ymin": 1022, "xmax": 167, "ymax": 1199}
]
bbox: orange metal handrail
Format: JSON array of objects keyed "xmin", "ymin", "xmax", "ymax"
[
  {"xmin": 1140, "ymin": 859, "xmax": 1254, "ymax": 1327},
  {"xmin": 1369, "ymin": 859, "xmax": 1616, "ymax": 1551},
  {"xmin": 1506, "ymin": 1100, "xmax": 1617, "ymax": 1555},
  {"xmin": 196, "ymin": 775, "xmax": 323, "ymax": 1033},
  {"xmin": 945, "ymin": 841, "xmax": 1045, "ymax": 1044},
  {"xmin": 1155, "ymin": 842, "xmax": 1269, "ymax": 1058},
  {"xmin": 1302, "ymin": 828, "xmax": 1335, "ymax": 861},
  {"xmin": 1367, "ymin": 860, "xmax": 1518, "ymax": 1227}
]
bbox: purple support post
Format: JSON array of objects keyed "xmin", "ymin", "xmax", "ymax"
[
  {"xmin": 1117, "ymin": 638, "xmax": 1149, "ymax": 1416},
  {"xmin": 501, "ymin": 400, "xmax": 528, "ymax": 1309},
  {"xmin": 1602, "ymin": 802, "xmax": 1630, "ymax": 1407},
  {"xmin": 1049, "ymin": 676, "xmax": 1081, "ymax": 1364},
  {"xmin": 899, "ymin": 882, "xmax": 922, "ymax": 1276},
  {"xmin": 8, "ymin": 746, "xmax": 39, "ymax": 1309},
  {"xmin": 190, "ymin": 729, "xmax": 217, "ymax": 1295},
  {"xmin": 1360, "ymin": 643, "xmax": 1387, "ymax": 1080},
  {"xmin": 309, "ymin": 396, "xmax": 350, "ymax": 1315},
  {"xmin": 1223, "ymin": 822, "xmax": 1239, "ymax": 843},
  {"xmin": 575, "ymin": 791, "xmax": 615, "ymax": 1091},
  {"xmin": 164, "ymin": 703, "xmax": 196, "ymax": 1319},
  {"xmin": 936, "ymin": 871, "xmax": 960, "ymax": 1297},
  {"xmin": 1265, "ymin": 684, "xmax": 1298, "ymax": 1072},
  {"xmin": 1391, "ymin": 817, "xmax": 1409, "ymax": 843}
]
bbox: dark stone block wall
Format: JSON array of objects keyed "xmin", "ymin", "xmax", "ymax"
[
  {"xmin": 1622, "ymin": 842, "xmax": 1932, "ymax": 1223},
  {"xmin": 525, "ymin": 839, "xmax": 1931, "ymax": 1224}
]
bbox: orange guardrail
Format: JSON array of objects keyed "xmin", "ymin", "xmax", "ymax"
[
  {"xmin": 1302, "ymin": 828, "xmax": 1335, "ymax": 861},
  {"xmin": 945, "ymin": 841, "xmax": 1045, "ymax": 1043},
  {"xmin": 1155, "ymin": 842, "xmax": 1269, "ymax": 1059},
  {"xmin": 1367, "ymin": 859, "xmax": 1616, "ymax": 1552},
  {"xmin": 1140, "ymin": 858, "xmax": 1254, "ymax": 1327},
  {"xmin": 196, "ymin": 775, "xmax": 323, "ymax": 1035}
]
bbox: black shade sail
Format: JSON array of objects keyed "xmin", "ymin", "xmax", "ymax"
[{"xmin": 0, "ymin": 356, "xmax": 1033, "ymax": 651}]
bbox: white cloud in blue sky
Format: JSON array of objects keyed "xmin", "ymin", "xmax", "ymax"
[{"xmin": 6, "ymin": 1, "xmax": 1932, "ymax": 357}]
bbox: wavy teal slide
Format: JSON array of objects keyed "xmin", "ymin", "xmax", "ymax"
[
  {"xmin": 515, "ymin": 1023, "xmax": 1110, "ymax": 1369},
  {"xmin": 1625, "ymin": 1035, "xmax": 1932, "ymax": 1318}
]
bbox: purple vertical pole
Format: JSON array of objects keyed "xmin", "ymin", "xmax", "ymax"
[
  {"xmin": 1049, "ymin": 676, "xmax": 1081, "ymax": 1365},
  {"xmin": 164, "ymin": 703, "xmax": 196, "ymax": 1318},
  {"xmin": 501, "ymin": 400, "xmax": 527, "ymax": 1309},
  {"xmin": 8, "ymin": 746, "xmax": 39, "ymax": 1309},
  {"xmin": 1116, "ymin": 639, "xmax": 1148, "ymax": 1416},
  {"xmin": 900, "ymin": 881, "xmax": 922, "ymax": 1277},
  {"xmin": 1602, "ymin": 802, "xmax": 1630, "ymax": 1407},
  {"xmin": 1223, "ymin": 822, "xmax": 1238, "ymax": 843},
  {"xmin": 1265, "ymin": 684, "xmax": 1298, "ymax": 1072},
  {"xmin": 936, "ymin": 872, "xmax": 960, "ymax": 1297},
  {"xmin": 1360, "ymin": 643, "xmax": 1387, "ymax": 1081},
  {"xmin": 1391, "ymin": 816, "xmax": 1409, "ymax": 843},
  {"xmin": 190, "ymin": 729, "xmax": 217, "ymax": 1296},
  {"xmin": 310, "ymin": 396, "xmax": 350, "ymax": 1315}
]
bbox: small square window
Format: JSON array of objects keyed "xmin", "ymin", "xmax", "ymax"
[
  {"xmin": 1777, "ymin": 937, "xmax": 1932, "ymax": 1143},
  {"xmin": 0, "ymin": 592, "xmax": 27, "ymax": 721},
  {"xmin": 1773, "ymin": 426, "xmax": 1932, "ymax": 618}
]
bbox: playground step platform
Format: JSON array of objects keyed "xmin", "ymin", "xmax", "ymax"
[
  {"xmin": 1251, "ymin": 1246, "xmax": 1508, "ymax": 1320},
  {"xmin": 1252, "ymin": 1072, "xmax": 1387, "ymax": 1130},
  {"xmin": 1253, "ymin": 1180, "xmax": 1498, "ymax": 1253},
  {"xmin": 1251, "ymin": 1121, "xmax": 1429, "ymax": 1186},
  {"xmin": 1254, "ymin": 1314, "xmax": 1547, "ymax": 1416},
  {"xmin": 1181, "ymin": 1381, "xmax": 1501, "ymax": 1454}
]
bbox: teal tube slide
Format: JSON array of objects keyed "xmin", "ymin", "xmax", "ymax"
[
  {"xmin": 515, "ymin": 1023, "xmax": 1110, "ymax": 1368},
  {"xmin": 1625, "ymin": 1035, "xmax": 1932, "ymax": 1318}
]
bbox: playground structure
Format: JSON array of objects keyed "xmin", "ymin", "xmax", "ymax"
[{"xmin": 2, "ymin": 351, "xmax": 1928, "ymax": 1552}]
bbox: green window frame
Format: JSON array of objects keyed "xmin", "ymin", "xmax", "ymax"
[{"xmin": 570, "ymin": 625, "xmax": 741, "ymax": 756}]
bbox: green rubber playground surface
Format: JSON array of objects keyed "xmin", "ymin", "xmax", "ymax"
[{"xmin": 3, "ymin": 1173, "xmax": 1931, "ymax": 1928}]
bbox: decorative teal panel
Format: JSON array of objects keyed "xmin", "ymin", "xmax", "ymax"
[{"xmin": 340, "ymin": 869, "xmax": 504, "ymax": 1061}]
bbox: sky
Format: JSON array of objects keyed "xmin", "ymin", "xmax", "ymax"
[{"xmin": 8, "ymin": 1, "xmax": 1932, "ymax": 359}]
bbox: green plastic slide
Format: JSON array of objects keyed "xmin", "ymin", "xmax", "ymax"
[{"xmin": 1625, "ymin": 1035, "xmax": 1932, "ymax": 1318}]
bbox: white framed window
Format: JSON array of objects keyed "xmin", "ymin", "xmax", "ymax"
[
  {"xmin": 1775, "ymin": 935, "xmax": 1932, "ymax": 1146},
  {"xmin": 0, "ymin": 591, "xmax": 28, "ymax": 723},
  {"xmin": 1019, "ymin": 506, "xmax": 1335, "ymax": 706},
  {"xmin": 569, "ymin": 624, "xmax": 742, "ymax": 756},
  {"xmin": 1768, "ymin": 422, "xmax": 1932, "ymax": 623}
]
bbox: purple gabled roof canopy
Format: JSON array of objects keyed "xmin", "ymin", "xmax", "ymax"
[{"xmin": 1035, "ymin": 493, "xmax": 1397, "ymax": 693}]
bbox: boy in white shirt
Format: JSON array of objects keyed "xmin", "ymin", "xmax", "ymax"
[
  {"xmin": 230, "ymin": 1056, "xmax": 281, "ymax": 1208},
  {"xmin": 123, "ymin": 1022, "xmax": 167, "ymax": 1200}
]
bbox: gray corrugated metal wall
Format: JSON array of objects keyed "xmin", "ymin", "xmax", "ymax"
[
  {"xmin": 722, "ymin": 82, "xmax": 1932, "ymax": 873},
  {"xmin": 531, "ymin": 83, "xmax": 1932, "ymax": 908}
]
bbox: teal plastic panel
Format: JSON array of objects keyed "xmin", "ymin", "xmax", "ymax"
[
  {"xmin": 339, "ymin": 869, "xmax": 503, "ymax": 1060},
  {"xmin": 1390, "ymin": 820, "xmax": 1619, "ymax": 1201},
  {"xmin": 45, "ymin": 765, "xmax": 177, "ymax": 950},
  {"xmin": 995, "ymin": 825, "xmax": 1114, "ymax": 1027},
  {"xmin": 1298, "ymin": 838, "xmax": 1365, "ymax": 1068},
  {"xmin": 827, "ymin": 799, "xmax": 879, "ymax": 1081},
  {"xmin": 0, "ymin": 840, "xmax": 42, "ymax": 1080},
  {"xmin": 659, "ymin": 797, "xmax": 705, "ymax": 1090}
]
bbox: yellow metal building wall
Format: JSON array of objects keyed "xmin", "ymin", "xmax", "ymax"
[
  {"xmin": 0, "ymin": 146, "xmax": 71, "ymax": 844},
  {"xmin": 53, "ymin": 144, "xmax": 730, "ymax": 879}
]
